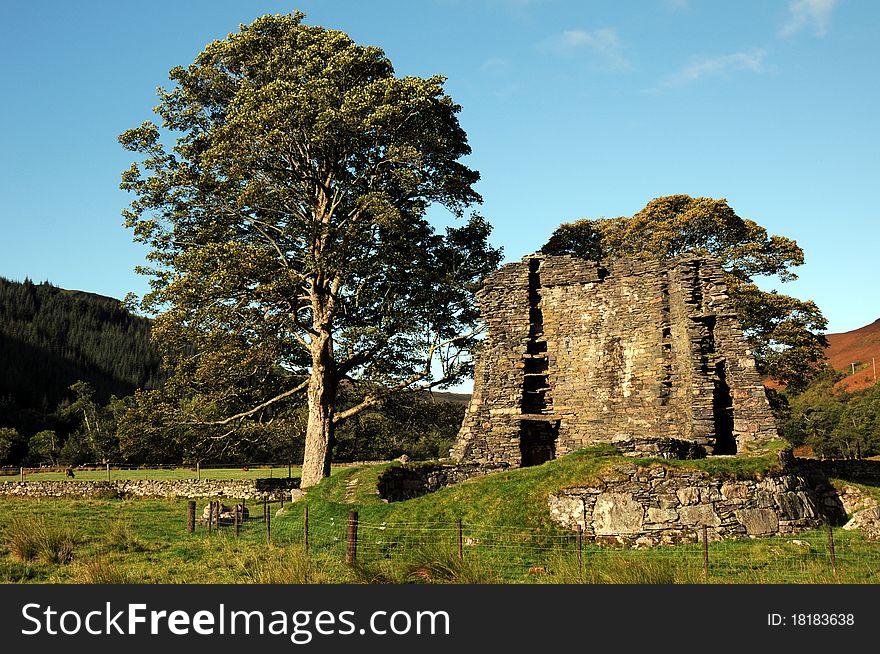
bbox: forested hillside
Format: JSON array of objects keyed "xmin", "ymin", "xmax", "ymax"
[{"xmin": 0, "ymin": 277, "xmax": 161, "ymax": 437}]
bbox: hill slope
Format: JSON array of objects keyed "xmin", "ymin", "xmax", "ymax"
[
  {"xmin": 0, "ymin": 277, "xmax": 161, "ymax": 434},
  {"xmin": 826, "ymin": 318, "xmax": 880, "ymax": 392}
]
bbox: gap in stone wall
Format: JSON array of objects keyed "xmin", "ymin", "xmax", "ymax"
[
  {"xmin": 713, "ymin": 361, "xmax": 737, "ymax": 454},
  {"xmin": 519, "ymin": 257, "xmax": 557, "ymax": 465}
]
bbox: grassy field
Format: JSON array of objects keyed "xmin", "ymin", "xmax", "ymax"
[
  {"xmin": 2, "ymin": 466, "xmax": 303, "ymax": 481},
  {"xmin": 1, "ymin": 447, "xmax": 878, "ymax": 584}
]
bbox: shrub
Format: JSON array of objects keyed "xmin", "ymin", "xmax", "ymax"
[{"xmin": 5, "ymin": 516, "xmax": 77, "ymax": 564}]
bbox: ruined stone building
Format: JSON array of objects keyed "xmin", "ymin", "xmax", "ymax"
[{"xmin": 451, "ymin": 254, "xmax": 777, "ymax": 466}]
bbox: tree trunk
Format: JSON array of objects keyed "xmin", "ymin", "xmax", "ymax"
[{"xmin": 300, "ymin": 331, "xmax": 337, "ymax": 488}]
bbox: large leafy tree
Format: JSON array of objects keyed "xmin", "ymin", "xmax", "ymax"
[
  {"xmin": 542, "ymin": 195, "xmax": 827, "ymax": 390},
  {"xmin": 119, "ymin": 13, "xmax": 501, "ymax": 486}
]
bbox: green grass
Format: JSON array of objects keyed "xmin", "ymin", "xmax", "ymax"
[
  {"xmin": 0, "ymin": 447, "xmax": 877, "ymax": 584},
  {"xmin": 6, "ymin": 466, "xmax": 303, "ymax": 482}
]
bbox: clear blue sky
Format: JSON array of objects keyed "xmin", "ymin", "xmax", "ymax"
[{"xmin": 1, "ymin": 0, "xmax": 877, "ymax": 334}]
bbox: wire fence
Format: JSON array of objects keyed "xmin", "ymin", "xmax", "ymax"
[{"xmin": 185, "ymin": 499, "xmax": 880, "ymax": 584}]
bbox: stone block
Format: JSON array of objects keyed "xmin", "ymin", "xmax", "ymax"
[
  {"xmin": 646, "ymin": 507, "xmax": 678, "ymax": 524},
  {"xmin": 678, "ymin": 504, "xmax": 721, "ymax": 527},
  {"xmin": 676, "ymin": 487, "xmax": 702, "ymax": 505},
  {"xmin": 593, "ymin": 492, "xmax": 644, "ymax": 535},
  {"xmin": 735, "ymin": 508, "xmax": 779, "ymax": 536}
]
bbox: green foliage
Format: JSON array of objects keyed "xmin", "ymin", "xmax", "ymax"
[
  {"xmin": 779, "ymin": 371, "xmax": 880, "ymax": 458},
  {"xmin": 333, "ymin": 391, "xmax": 465, "ymax": 461},
  {"xmin": 27, "ymin": 430, "xmax": 59, "ymax": 465},
  {"xmin": 0, "ymin": 427, "xmax": 17, "ymax": 465},
  {"xmin": 119, "ymin": 12, "xmax": 500, "ymax": 481},
  {"xmin": 542, "ymin": 195, "xmax": 827, "ymax": 390},
  {"xmin": 59, "ymin": 381, "xmax": 120, "ymax": 464}
]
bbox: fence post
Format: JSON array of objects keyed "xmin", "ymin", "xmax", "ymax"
[
  {"xmin": 106, "ymin": 463, "xmax": 111, "ymax": 482},
  {"xmin": 346, "ymin": 511, "xmax": 358, "ymax": 564},
  {"xmin": 457, "ymin": 519, "xmax": 463, "ymax": 561},
  {"xmin": 234, "ymin": 502, "xmax": 240, "ymax": 537},
  {"xmin": 207, "ymin": 501, "xmax": 213, "ymax": 535},
  {"xmin": 702, "ymin": 525, "xmax": 710, "ymax": 582},
  {"xmin": 263, "ymin": 497, "xmax": 268, "ymax": 523},
  {"xmin": 20, "ymin": 467, "xmax": 23, "ymax": 482},
  {"xmin": 186, "ymin": 500, "xmax": 196, "ymax": 534},
  {"xmin": 577, "ymin": 525, "xmax": 583, "ymax": 573},
  {"xmin": 304, "ymin": 505, "xmax": 310, "ymax": 553},
  {"xmin": 288, "ymin": 462, "xmax": 292, "ymax": 479},
  {"xmin": 213, "ymin": 501, "xmax": 220, "ymax": 532},
  {"xmin": 266, "ymin": 500, "xmax": 272, "ymax": 544},
  {"xmin": 827, "ymin": 523, "xmax": 839, "ymax": 582}
]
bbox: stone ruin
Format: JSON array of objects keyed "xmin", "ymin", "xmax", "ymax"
[{"xmin": 451, "ymin": 253, "xmax": 777, "ymax": 466}]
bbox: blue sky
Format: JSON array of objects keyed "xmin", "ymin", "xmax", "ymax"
[{"xmin": 0, "ymin": 0, "xmax": 877, "ymax": 334}]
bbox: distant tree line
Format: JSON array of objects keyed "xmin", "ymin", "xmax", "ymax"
[
  {"xmin": 0, "ymin": 277, "xmax": 162, "ymax": 463},
  {"xmin": 775, "ymin": 370, "xmax": 880, "ymax": 459}
]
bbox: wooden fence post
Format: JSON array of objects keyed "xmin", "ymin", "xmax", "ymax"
[
  {"xmin": 827, "ymin": 523, "xmax": 839, "ymax": 582},
  {"xmin": 20, "ymin": 467, "xmax": 23, "ymax": 482},
  {"xmin": 234, "ymin": 502, "xmax": 240, "ymax": 537},
  {"xmin": 196, "ymin": 462, "xmax": 200, "ymax": 481},
  {"xmin": 702, "ymin": 525, "xmax": 710, "ymax": 582},
  {"xmin": 207, "ymin": 501, "xmax": 213, "ymax": 535},
  {"xmin": 304, "ymin": 505, "xmax": 309, "ymax": 553},
  {"xmin": 266, "ymin": 500, "xmax": 272, "ymax": 544},
  {"xmin": 106, "ymin": 463, "xmax": 111, "ymax": 481},
  {"xmin": 346, "ymin": 511, "xmax": 358, "ymax": 564},
  {"xmin": 577, "ymin": 525, "xmax": 583, "ymax": 573},
  {"xmin": 457, "ymin": 519, "xmax": 463, "ymax": 561},
  {"xmin": 186, "ymin": 501, "xmax": 196, "ymax": 534}
]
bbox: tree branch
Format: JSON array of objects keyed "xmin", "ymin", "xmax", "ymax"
[{"xmin": 188, "ymin": 379, "xmax": 309, "ymax": 426}]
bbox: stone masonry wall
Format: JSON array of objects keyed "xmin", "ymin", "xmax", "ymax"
[
  {"xmin": 548, "ymin": 463, "xmax": 841, "ymax": 548},
  {"xmin": 377, "ymin": 463, "xmax": 510, "ymax": 502},
  {"xmin": 452, "ymin": 254, "xmax": 776, "ymax": 466},
  {"xmin": 0, "ymin": 478, "xmax": 299, "ymax": 500}
]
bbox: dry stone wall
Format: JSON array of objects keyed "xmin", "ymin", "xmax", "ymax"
[
  {"xmin": 548, "ymin": 463, "xmax": 841, "ymax": 547},
  {"xmin": 377, "ymin": 463, "xmax": 509, "ymax": 502},
  {"xmin": 453, "ymin": 254, "xmax": 776, "ymax": 466},
  {"xmin": 0, "ymin": 478, "xmax": 299, "ymax": 500}
]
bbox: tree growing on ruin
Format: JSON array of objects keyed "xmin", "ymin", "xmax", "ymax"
[
  {"xmin": 119, "ymin": 13, "xmax": 501, "ymax": 486},
  {"xmin": 542, "ymin": 195, "xmax": 827, "ymax": 390}
]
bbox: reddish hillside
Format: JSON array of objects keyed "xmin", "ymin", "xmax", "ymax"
[{"xmin": 826, "ymin": 318, "xmax": 880, "ymax": 392}]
